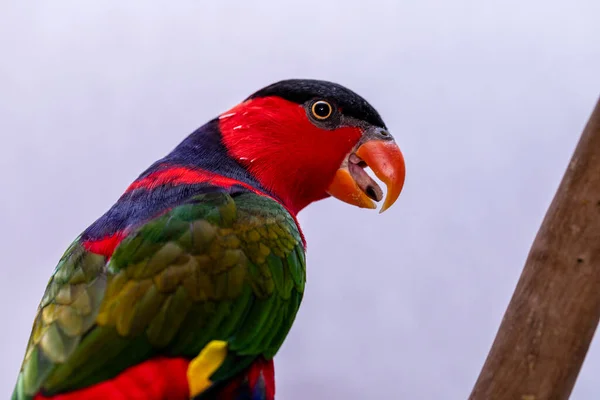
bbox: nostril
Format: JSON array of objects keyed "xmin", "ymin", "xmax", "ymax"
[{"xmin": 379, "ymin": 129, "xmax": 390, "ymax": 137}]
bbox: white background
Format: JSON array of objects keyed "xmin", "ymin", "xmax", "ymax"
[{"xmin": 1, "ymin": 1, "xmax": 599, "ymax": 398}]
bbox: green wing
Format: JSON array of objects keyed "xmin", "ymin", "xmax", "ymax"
[{"xmin": 13, "ymin": 191, "xmax": 306, "ymax": 399}]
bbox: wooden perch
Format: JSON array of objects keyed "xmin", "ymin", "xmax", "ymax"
[{"xmin": 469, "ymin": 97, "xmax": 600, "ymax": 400}]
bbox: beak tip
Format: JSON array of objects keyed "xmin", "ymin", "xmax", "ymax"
[
  {"xmin": 378, "ymin": 172, "xmax": 404, "ymax": 214},
  {"xmin": 328, "ymin": 139, "xmax": 405, "ymax": 214},
  {"xmin": 356, "ymin": 139, "xmax": 405, "ymax": 215},
  {"xmin": 378, "ymin": 197, "xmax": 396, "ymax": 214}
]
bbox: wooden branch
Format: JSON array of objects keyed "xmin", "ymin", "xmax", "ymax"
[{"xmin": 469, "ymin": 97, "xmax": 600, "ymax": 400}]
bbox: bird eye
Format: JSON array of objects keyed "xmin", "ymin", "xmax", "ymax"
[{"xmin": 311, "ymin": 100, "xmax": 333, "ymax": 120}]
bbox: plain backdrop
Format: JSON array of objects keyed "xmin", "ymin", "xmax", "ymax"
[{"xmin": 1, "ymin": 1, "xmax": 599, "ymax": 399}]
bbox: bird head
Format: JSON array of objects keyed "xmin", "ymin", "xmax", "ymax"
[{"xmin": 218, "ymin": 79, "xmax": 405, "ymax": 215}]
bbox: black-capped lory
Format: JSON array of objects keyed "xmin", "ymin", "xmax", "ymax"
[{"xmin": 13, "ymin": 79, "xmax": 405, "ymax": 400}]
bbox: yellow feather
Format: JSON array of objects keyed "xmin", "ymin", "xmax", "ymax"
[{"xmin": 187, "ymin": 340, "xmax": 228, "ymax": 397}]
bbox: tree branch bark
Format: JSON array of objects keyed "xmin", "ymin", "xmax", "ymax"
[{"xmin": 469, "ymin": 97, "xmax": 600, "ymax": 400}]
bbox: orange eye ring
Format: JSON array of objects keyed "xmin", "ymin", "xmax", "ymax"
[{"xmin": 311, "ymin": 100, "xmax": 333, "ymax": 120}]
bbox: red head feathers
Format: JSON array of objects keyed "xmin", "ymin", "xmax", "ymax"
[
  {"xmin": 81, "ymin": 79, "xmax": 405, "ymax": 256},
  {"xmin": 218, "ymin": 79, "xmax": 405, "ymax": 215}
]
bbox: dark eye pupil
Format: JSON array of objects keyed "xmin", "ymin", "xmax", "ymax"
[{"xmin": 315, "ymin": 102, "xmax": 330, "ymax": 117}]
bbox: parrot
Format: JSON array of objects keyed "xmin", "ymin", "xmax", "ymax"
[{"xmin": 11, "ymin": 79, "xmax": 406, "ymax": 400}]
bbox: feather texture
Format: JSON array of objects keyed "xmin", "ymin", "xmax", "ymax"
[{"xmin": 13, "ymin": 189, "xmax": 305, "ymax": 400}]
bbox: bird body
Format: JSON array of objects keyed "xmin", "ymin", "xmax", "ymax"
[{"xmin": 13, "ymin": 79, "xmax": 405, "ymax": 400}]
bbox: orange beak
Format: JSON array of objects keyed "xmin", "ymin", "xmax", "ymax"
[{"xmin": 327, "ymin": 139, "xmax": 405, "ymax": 213}]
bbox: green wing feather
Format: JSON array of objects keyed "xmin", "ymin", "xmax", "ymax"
[{"xmin": 13, "ymin": 191, "xmax": 306, "ymax": 399}]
